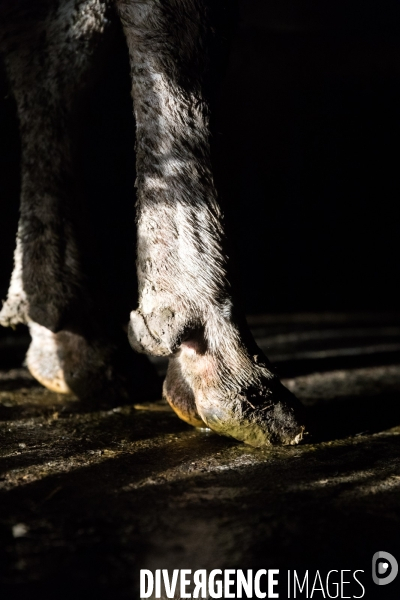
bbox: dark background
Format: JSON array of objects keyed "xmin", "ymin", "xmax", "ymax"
[
  {"xmin": 1, "ymin": 0, "xmax": 400, "ymax": 317},
  {"xmin": 1, "ymin": 5, "xmax": 400, "ymax": 598}
]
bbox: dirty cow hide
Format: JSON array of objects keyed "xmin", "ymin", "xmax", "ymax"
[{"xmin": 0, "ymin": 0, "xmax": 306, "ymax": 446}]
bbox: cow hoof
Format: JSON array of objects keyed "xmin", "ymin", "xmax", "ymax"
[
  {"xmin": 196, "ymin": 372, "xmax": 305, "ymax": 447},
  {"xmin": 128, "ymin": 306, "xmax": 306, "ymax": 444},
  {"xmin": 159, "ymin": 319, "xmax": 307, "ymax": 446},
  {"xmin": 163, "ymin": 357, "xmax": 205, "ymax": 427},
  {"xmin": 26, "ymin": 322, "xmax": 160, "ymax": 406},
  {"xmin": 169, "ymin": 348, "xmax": 305, "ymax": 446}
]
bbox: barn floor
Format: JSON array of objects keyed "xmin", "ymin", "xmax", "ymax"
[{"xmin": 1, "ymin": 313, "xmax": 400, "ymax": 599}]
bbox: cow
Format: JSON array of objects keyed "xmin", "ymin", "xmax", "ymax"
[{"xmin": 0, "ymin": 0, "xmax": 306, "ymax": 446}]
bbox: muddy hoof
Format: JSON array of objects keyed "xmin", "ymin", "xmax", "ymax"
[
  {"xmin": 196, "ymin": 375, "xmax": 305, "ymax": 447},
  {"xmin": 27, "ymin": 322, "xmax": 160, "ymax": 407},
  {"xmin": 163, "ymin": 355, "xmax": 305, "ymax": 446},
  {"xmin": 129, "ymin": 306, "xmax": 307, "ymax": 445},
  {"xmin": 174, "ymin": 344, "xmax": 306, "ymax": 446}
]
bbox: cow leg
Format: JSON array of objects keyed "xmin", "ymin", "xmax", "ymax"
[
  {"xmin": 0, "ymin": 0, "xmax": 157, "ymax": 403},
  {"xmin": 117, "ymin": 0, "xmax": 307, "ymax": 445}
]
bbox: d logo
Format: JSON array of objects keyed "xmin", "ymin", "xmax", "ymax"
[{"xmin": 372, "ymin": 551, "xmax": 398, "ymax": 586}]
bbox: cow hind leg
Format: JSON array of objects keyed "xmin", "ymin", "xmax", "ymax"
[
  {"xmin": 0, "ymin": 0, "xmax": 158, "ymax": 404},
  {"xmin": 117, "ymin": 0, "xmax": 307, "ymax": 445}
]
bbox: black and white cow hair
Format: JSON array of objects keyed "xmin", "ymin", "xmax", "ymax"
[{"xmin": 0, "ymin": 0, "xmax": 306, "ymax": 446}]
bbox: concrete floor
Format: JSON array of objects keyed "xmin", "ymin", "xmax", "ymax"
[{"xmin": 1, "ymin": 313, "xmax": 400, "ymax": 599}]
